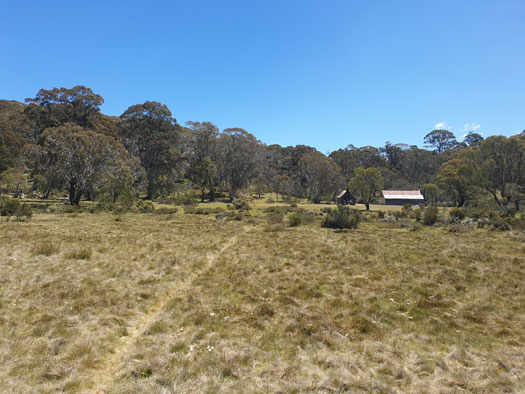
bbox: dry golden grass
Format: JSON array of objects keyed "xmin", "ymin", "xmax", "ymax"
[{"xmin": 0, "ymin": 208, "xmax": 523, "ymax": 393}]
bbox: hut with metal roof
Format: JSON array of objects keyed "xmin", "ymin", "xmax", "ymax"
[
  {"xmin": 336, "ymin": 190, "xmax": 356, "ymax": 205},
  {"xmin": 382, "ymin": 190, "xmax": 424, "ymax": 206}
]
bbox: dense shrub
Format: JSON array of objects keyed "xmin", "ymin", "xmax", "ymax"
[
  {"xmin": 402, "ymin": 204, "xmax": 413, "ymax": 216},
  {"xmin": 136, "ymin": 200, "xmax": 155, "ymax": 213},
  {"xmin": 449, "ymin": 208, "xmax": 466, "ymax": 223},
  {"xmin": 0, "ymin": 197, "xmax": 32, "ymax": 220},
  {"xmin": 0, "ymin": 196, "xmax": 20, "ymax": 216},
  {"xmin": 215, "ymin": 211, "xmax": 244, "ymax": 221},
  {"xmin": 153, "ymin": 207, "xmax": 178, "ymax": 215},
  {"xmin": 15, "ymin": 203, "xmax": 33, "ymax": 221},
  {"xmin": 423, "ymin": 205, "xmax": 438, "ymax": 226},
  {"xmin": 288, "ymin": 212, "xmax": 302, "ymax": 227},
  {"xmin": 321, "ymin": 206, "xmax": 360, "ymax": 229},
  {"xmin": 393, "ymin": 210, "xmax": 407, "ymax": 219},
  {"xmin": 185, "ymin": 206, "xmax": 224, "ymax": 215},
  {"xmin": 263, "ymin": 206, "xmax": 295, "ymax": 215},
  {"xmin": 65, "ymin": 248, "xmax": 92, "ymax": 260},
  {"xmin": 287, "ymin": 210, "xmax": 316, "ymax": 227},
  {"xmin": 31, "ymin": 242, "xmax": 60, "ymax": 256},
  {"xmin": 266, "ymin": 213, "xmax": 284, "ymax": 225},
  {"xmin": 489, "ymin": 216, "xmax": 511, "ymax": 231},
  {"xmin": 233, "ymin": 199, "xmax": 251, "ymax": 211},
  {"xmin": 414, "ymin": 206, "xmax": 423, "ymax": 222},
  {"xmin": 166, "ymin": 191, "xmax": 199, "ymax": 206}
]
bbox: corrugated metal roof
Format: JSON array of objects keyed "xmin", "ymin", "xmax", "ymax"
[
  {"xmin": 382, "ymin": 190, "xmax": 424, "ymax": 200},
  {"xmin": 337, "ymin": 190, "xmax": 348, "ymax": 199}
]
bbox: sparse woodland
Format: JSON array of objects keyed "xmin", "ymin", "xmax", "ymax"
[{"xmin": 1, "ymin": 85, "xmax": 524, "ymax": 212}]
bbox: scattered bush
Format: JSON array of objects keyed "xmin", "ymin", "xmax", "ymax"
[
  {"xmin": 393, "ymin": 210, "xmax": 407, "ymax": 220},
  {"xmin": 136, "ymin": 200, "xmax": 155, "ymax": 213},
  {"xmin": 184, "ymin": 205, "xmax": 225, "ymax": 215},
  {"xmin": 0, "ymin": 196, "xmax": 20, "ymax": 216},
  {"xmin": 423, "ymin": 205, "xmax": 438, "ymax": 226},
  {"xmin": 31, "ymin": 242, "xmax": 60, "ymax": 256},
  {"xmin": 153, "ymin": 207, "xmax": 178, "ymax": 215},
  {"xmin": 0, "ymin": 197, "xmax": 33, "ymax": 221},
  {"xmin": 195, "ymin": 207, "xmax": 225, "ymax": 215},
  {"xmin": 321, "ymin": 206, "xmax": 360, "ymax": 230},
  {"xmin": 376, "ymin": 210, "xmax": 385, "ymax": 219},
  {"xmin": 287, "ymin": 210, "xmax": 316, "ymax": 227},
  {"xmin": 402, "ymin": 204, "xmax": 413, "ymax": 216},
  {"xmin": 288, "ymin": 212, "xmax": 302, "ymax": 227},
  {"xmin": 183, "ymin": 204, "xmax": 197, "ymax": 214},
  {"xmin": 410, "ymin": 222, "xmax": 423, "ymax": 232},
  {"xmin": 263, "ymin": 223, "xmax": 285, "ymax": 232},
  {"xmin": 448, "ymin": 223, "xmax": 471, "ymax": 233},
  {"xmin": 266, "ymin": 213, "xmax": 284, "ymax": 225},
  {"xmin": 215, "ymin": 211, "xmax": 243, "ymax": 221},
  {"xmin": 65, "ymin": 248, "xmax": 92, "ymax": 260},
  {"xmin": 233, "ymin": 199, "xmax": 251, "ymax": 211},
  {"xmin": 263, "ymin": 206, "xmax": 295, "ymax": 215},
  {"xmin": 449, "ymin": 208, "xmax": 466, "ymax": 223},
  {"xmin": 15, "ymin": 203, "xmax": 32, "ymax": 221},
  {"xmin": 165, "ymin": 191, "xmax": 199, "ymax": 206},
  {"xmin": 414, "ymin": 206, "xmax": 423, "ymax": 222}
]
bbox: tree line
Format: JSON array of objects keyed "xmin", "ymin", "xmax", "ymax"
[{"xmin": 1, "ymin": 85, "xmax": 524, "ymax": 211}]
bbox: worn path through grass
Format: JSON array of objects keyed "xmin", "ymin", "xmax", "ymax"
[{"xmin": 92, "ymin": 229, "xmax": 243, "ymax": 393}]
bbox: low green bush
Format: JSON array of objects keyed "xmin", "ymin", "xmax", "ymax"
[
  {"xmin": 233, "ymin": 199, "xmax": 251, "ymax": 211},
  {"xmin": 0, "ymin": 197, "xmax": 32, "ymax": 221},
  {"xmin": 165, "ymin": 191, "xmax": 199, "ymax": 206},
  {"xmin": 423, "ymin": 205, "xmax": 438, "ymax": 226},
  {"xmin": 287, "ymin": 210, "xmax": 316, "ymax": 227},
  {"xmin": 154, "ymin": 207, "xmax": 178, "ymax": 215},
  {"xmin": 449, "ymin": 208, "xmax": 466, "ymax": 223},
  {"xmin": 15, "ymin": 203, "xmax": 32, "ymax": 221},
  {"xmin": 288, "ymin": 212, "xmax": 302, "ymax": 227},
  {"xmin": 321, "ymin": 206, "xmax": 360, "ymax": 229},
  {"xmin": 0, "ymin": 196, "xmax": 20, "ymax": 216}
]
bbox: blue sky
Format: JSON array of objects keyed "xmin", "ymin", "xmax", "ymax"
[{"xmin": 2, "ymin": 0, "xmax": 524, "ymax": 153}]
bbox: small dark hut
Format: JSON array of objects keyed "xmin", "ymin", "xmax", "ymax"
[
  {"xmin": 336, "ymin": 190, "xmax": 356, "ymax": 205},
  {"xmin": 382, "ymin": 190, "xmax": 424, "ymax": 206}
]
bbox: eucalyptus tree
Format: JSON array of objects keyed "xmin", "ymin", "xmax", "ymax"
[
  {"xmin": 424, "ymin": 129, "xmax": 457, "ymax": 153},
  {"xmin": 185, "ymin": 121, "xmax": 219, "ymax": 201},
  {"xmin": 298, "ymin": 151, "xmax": 342, "ymax": 203},
  {"xmin": 216, "ymin": 128, "xmax": 259, "ymax": 200},
  {"xmin": 349, "ymin": 167, "xmax": 383, "ymax": 210},
  {"xmin": 33, "ymin": 124, "xmax": 135, "ymax": 205},
  {"xmin": 119, "ymin": 101, "xmax": 181, "ymax": 199},
  {"xmin": 24, "ymin": 86, "xmax": 104, "ymax": 141}
]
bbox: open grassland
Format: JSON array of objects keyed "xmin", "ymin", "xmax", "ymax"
[{"xmin": 0, "ymin": 209, "xmax": 524, "ymax": 393}]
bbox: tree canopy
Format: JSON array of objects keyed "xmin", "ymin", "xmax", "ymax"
[{"xmin": 1, "ymin": 85, "xmax": 524, "ymax": 209}]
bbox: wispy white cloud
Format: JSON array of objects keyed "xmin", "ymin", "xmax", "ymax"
[
  {"xmin": 462, "ymin": 123, "xmax": 482, "ymax": 138},
  {"xmin": 434, "ymin": 122, "xmax": 452, "ymax": 130},
  {"xmin": 463, "ymin": 123, "xmax": 481, "ymax": 132}
]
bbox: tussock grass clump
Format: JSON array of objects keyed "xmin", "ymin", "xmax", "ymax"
[
  {"xmin": 31, "ymin": 242, "xmax": 60, "ymax": 256},
  {"xmin": 321, "ymin": 206, "xmax": 360, "ymax": 229},
  {"xmin": 65, "ymin": 248, "xmax": 92, "ymax": 260}
]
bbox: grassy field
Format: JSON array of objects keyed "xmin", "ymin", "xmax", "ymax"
[{"xmin": 0, "ymin": 206, "xmax": 524, "ymax": 393}]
